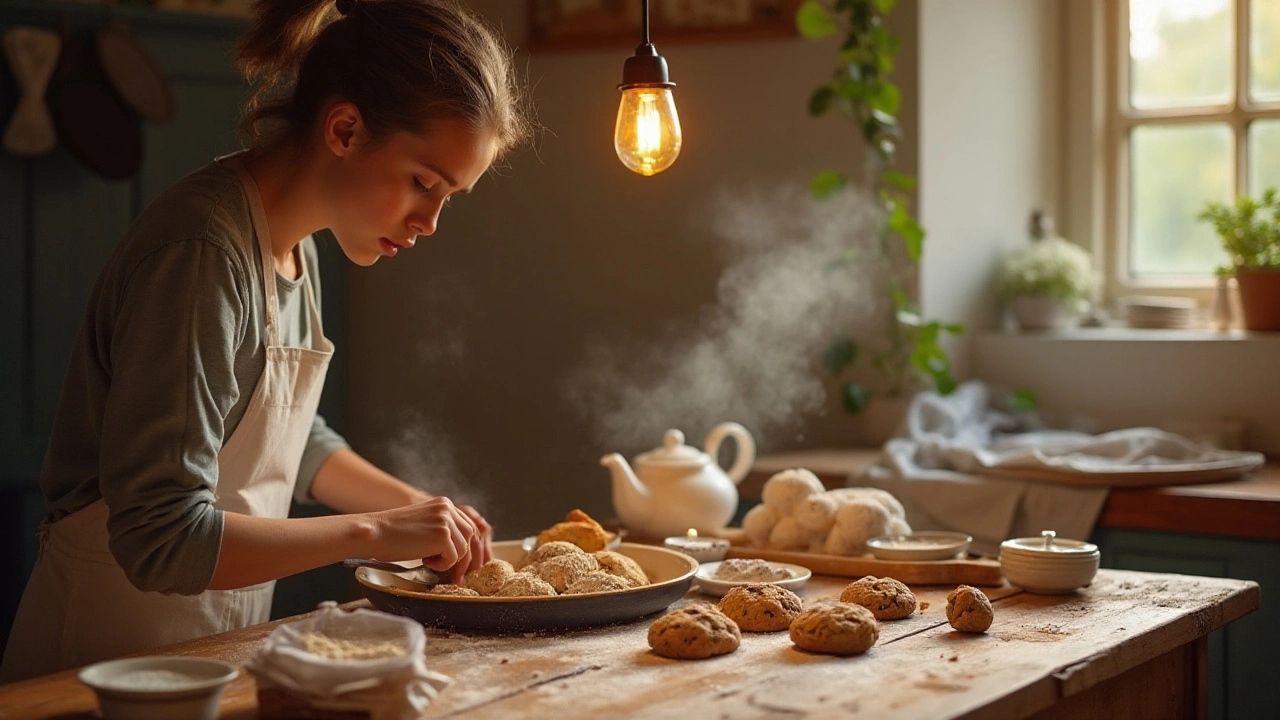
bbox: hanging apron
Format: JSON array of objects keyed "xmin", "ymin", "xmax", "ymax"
[{"xmin": 0, "ymin": 158, "xmax": 333, "ymax": 682}]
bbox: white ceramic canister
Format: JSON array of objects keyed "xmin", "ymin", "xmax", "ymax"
[{"xmin": 999, "ymin": 530, "xmax": 1100, "ymax": 594}]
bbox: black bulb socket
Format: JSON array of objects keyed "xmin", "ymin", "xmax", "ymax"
[{"xmin": 618, "ymin": 43, "xmax": 676, "ymax": 91}]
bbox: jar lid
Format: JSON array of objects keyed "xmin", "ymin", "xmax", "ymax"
[{"xmin": 1000, "ymin": 530, "xmax": 1098, "ymax": 556}]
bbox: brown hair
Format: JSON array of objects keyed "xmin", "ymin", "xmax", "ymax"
[{"xmin": 234, "ymin": 0, "xmax": 535, "ymax": 159}]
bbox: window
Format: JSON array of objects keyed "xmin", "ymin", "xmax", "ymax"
[{"xmin": 1105, "ymin": 0, "xmax": 1280, "ymax": 295}]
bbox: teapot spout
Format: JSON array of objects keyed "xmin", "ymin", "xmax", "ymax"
[{"xmin": 600, "ymin": 453, "xmax": 652, "ymax": 528}]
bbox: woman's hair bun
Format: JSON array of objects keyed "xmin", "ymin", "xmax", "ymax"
[{"xmin": 334, "ymin": 0, "xmax": 356, "ymax": 16}]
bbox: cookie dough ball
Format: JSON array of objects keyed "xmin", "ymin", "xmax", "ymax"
[
  {"xmin": 794, "ymin": 493, "xmax": 838, "ymax": 537},
  {"xmin": 767, "ymin": 516, "xmax": 809, "ymax": 551},
  {"xmin": 647, "ymin": 605, "xmax": 741, "ymax": 660},
  {"xmin": 593, "ymin": 551, "xmax": 649, "ymax": 587},
  {"xmin": 946, "ymin": 585, "xmax": 994, "ymax": 633},
  {"xmin": 718, "ymin": 583, "xmax": 803, "ymax": 632},
  {"xmin": 761, "ymin": 469, "xmax": 824, "ymax": 515},
  {"xmin": 840, "ymin": 576, "xmax": 917, "ymax": 620},
  {"xmin": 742, "ymin": 503, "xmax": 777, "ymax": 548},
  {"xmin": 495, "ymin": 574, "xmax": 558, "ymax": 597},
  {"xmin": 565, "ymin": 571, "xmax": 634, "ymax": 595},
  {"xmin": 823, "ymin": 500, "xmax": 891, "ymax": 556},
  {"xmin": 537, "ymin": 552, "xmax": 600, "ymax": 593},
  {"xmin": 427, "ymin": 584, "xmax": 480, "ymax": 597},
  {"xmin": 464, "ymin": 559, "xmax": 515, "ymax": 596},
  {"xmin": 517, "ymin": 540, "xmax": 585, "ymax": 570},
  {"xmin": 830, "ymin": 487, "xmax": 907, "ymax": 520},
  {"xmin": 789, "ymin": 603, "xmax": 879, "ymax": 656}
]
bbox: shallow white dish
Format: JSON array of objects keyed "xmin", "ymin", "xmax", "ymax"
[
  {"xmin": 866, "ymin": 531, "xmax": 972, "ymax": 561},
  {"xmin": 78, "ymin": 656, "xmax": 238, "ymax": 720},
  {"xmin": 694, "ymin": 561, "xmax": 812, "ymax": 597}
]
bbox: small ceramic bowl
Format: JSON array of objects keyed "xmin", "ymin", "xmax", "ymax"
[
  {"xmin": 694, "ymin": 561, "xmax": 812, "ymax": 597},
  {"xmin": 999, "ymin": 530, "xmax": 1101, "ymax": 594},
  {"xmin": 79, "ymin": 656, "xmax": 238, "ymax": 720},
  {"xmin": 867, "ymin": 531, "xmax": 972, "ymax": 561},
  {"xmin": 663, "ymin": 535, "xmax": 731, "ymax": 563}
]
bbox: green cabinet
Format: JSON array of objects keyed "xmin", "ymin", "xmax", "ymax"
[{"xmin": 1091, "ymin": 527, "xmax": 1278, "ymax": 720}]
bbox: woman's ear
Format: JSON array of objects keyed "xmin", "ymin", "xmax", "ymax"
[{"xmin": 322, "ymin": 101, "xmax": 365, "ymax": 157}]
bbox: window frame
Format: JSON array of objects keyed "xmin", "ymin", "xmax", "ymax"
[{"xmin": 1098, "ymin": 0, "xmax": 1280, "ymax": 303}]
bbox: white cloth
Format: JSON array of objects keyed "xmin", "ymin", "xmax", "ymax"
[
  {"xmin": 856, "ymin": 381, "xmax": 1263, "ymax": 556},
  {"xmin": 0, "ymin": 156, "xmax": 333, "ymax": 681},
  {"xmin": 247, "ymin": 602, "xmax": 451, "ymax": 720}
]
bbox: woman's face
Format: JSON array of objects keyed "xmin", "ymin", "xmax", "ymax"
[{"xmin": 323, "ymin": 112, "xmax": 498, "ymax": 266}]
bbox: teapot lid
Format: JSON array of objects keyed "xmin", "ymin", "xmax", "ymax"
[{"xmin": 634, "ymin": 430, "xmax": 709, "ymax": 468}]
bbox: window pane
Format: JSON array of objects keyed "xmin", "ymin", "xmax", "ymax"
[
  {"xmin": 1129, "ymin": 123, "xmax": 1232, "ymax": 277},
  {"xmin": 1129, "ymin": 0, "xmax": 1233, "ymax": 109},
  {"xmin": 1250, "ymin": 119, "xmax": 1280, "ymax": 194},
  {"xmin": 1250, "ymin": 0, "xmax": 1280, "ymax": 102}
]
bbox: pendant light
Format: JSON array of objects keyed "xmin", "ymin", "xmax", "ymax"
[{"xmin": 615, "ymin": 0, "xmax": 682, "ymax": 176}]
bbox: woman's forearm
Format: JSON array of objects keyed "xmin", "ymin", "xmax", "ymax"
[
  {"xmin": 208, "ymin": 510, "xmax": 380, "ymax": 590},
  {"xmin": 309, "ymin": 447, "xmax": 431, "ymax": 514}
]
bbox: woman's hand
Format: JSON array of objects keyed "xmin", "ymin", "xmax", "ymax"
[
  {"xmin": 373, "ymin": 496, "xmax": 481, "ymax": 583},
  {"xmin": 457, "ymin": 505, "xmax": 493, "ymax": 567}
]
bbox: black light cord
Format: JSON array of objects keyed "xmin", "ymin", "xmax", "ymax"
[{"xmin": 642, "ymin": 0, "xmax": 650, "ymax": 46}]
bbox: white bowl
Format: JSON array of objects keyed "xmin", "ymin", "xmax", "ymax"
[
  {"xmin": 694, "ymin": 561, "xmax": 811, "ymax": 598},
  {"xmin": 79, "ymin": 656, "xmax": 238, "ymax": 720},
  {"xmin": 867, "ymin": 531, "xmax": 972, "ymax": 561}
]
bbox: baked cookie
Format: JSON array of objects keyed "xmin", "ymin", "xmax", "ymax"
[
  {"xmin": 464, "ymin": 559, "xmax": 516, "ymax": 596},
  {"xmin": 647, "ymin": 604, "xmax": 741, "ymax": 659},
  {"xmin": 536, "ymin": 552, "xmax": 600, "ymax": 593},
  {"xmin": 593, "ymin": 550, "xmax": 649, "ymax": 587},
  {"xmin": 516, "ymin": 540, "xmax": 585, "ymax": 570},
  {"xmin": 789, "ymin": 603, "xmax": 879, "ymax": 656},
  {"xmin": 427, "ymin": 584, "xmax": 480, "ymax": 597},
  {"xmin": 495, "ymin": 574, "xmax": 558, "ymax": 597},
  {"xmin": 717, "ymin": 583, "xmax": 803, "ymax": 632},
  {"xmin": 535, "ymin": 509, "xmax": 614, "ymax": 552},
  {"xmin": 564, "ymin": 571, "xmax": 633, "ymax": 595},
  {"xmin": 946, "ymin": 585, "xmax": 994, "ymax": 633},
  {"xmin": 839, "ymin": 575, "xmax": 918, "ymax": 620}
]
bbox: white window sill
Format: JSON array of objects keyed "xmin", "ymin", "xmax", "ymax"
[{"xmin": 981, "ymin": 327, "xmax": 1280, "ymax": 344}]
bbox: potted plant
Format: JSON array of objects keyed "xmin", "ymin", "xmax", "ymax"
[
  {"xmin": 797, "ymin": 0, "xmax": 961, "ymax": 443},
  {"xmin": 995, "ymin": 234, "xmax": 1098, "ymax": 331},
  {"xmin": 1198, "ymin": 187, "xmax": 1280, "ymax": 331}
]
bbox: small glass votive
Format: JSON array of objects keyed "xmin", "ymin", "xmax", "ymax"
[{"xmin": 663, "ymin": 531, "xmax": 730, "ymax": 563}]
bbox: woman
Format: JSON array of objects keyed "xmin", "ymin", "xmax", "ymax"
[{"xmin": 0, "ymin": 0, "xmax": 534, "ymax": 682}]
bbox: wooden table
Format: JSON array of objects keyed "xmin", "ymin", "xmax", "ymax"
[{"xmin": 0, "ymin": 570, "xmax": 1257, "ymax": 719}]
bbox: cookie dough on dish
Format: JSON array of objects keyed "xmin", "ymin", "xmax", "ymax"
[
  {"xmin": 536, "ymin": 552, "xmax": 600, "ymax": 593},
  {"xmin": 648, "ymin": 604, "xmax": 741, "ymax": 659},
  {"xmin": 840, "ymin": 576, "xmax": 918, "ymax": 620},
  {"xmin": 789, "ymin": 603, "xmax": 879, "ymax": 655},
  {"xmin": 946, "ymin": 585, "xmax": 994, "ymax": 633},
  {"xmin": 565, "ymin": 571, "xmax": 633, "ymax": 595},
  {"xmin": 495, "ymin": 574, "xmax": 558, "ymax": 597},
  {"xmin": 718, "ymin": 583, "xmax": 803, "ymax": 632},
  {"xmin": 464, "ymin": 559, "xmax": 516, "ymax": 596},
  {"xmin": 535, "ymin": 509, "xmax": 614, "ymax": 552},
  {"xmin": 593, "ymin": 550, "xmax": 649, "ymax": 588},
  {"xmin": 427, "ymin": 584, "xmax": 480, "ymax": 597}
]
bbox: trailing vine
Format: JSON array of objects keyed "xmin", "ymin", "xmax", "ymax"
[{"xmin": 798, "ymin": 0, "xmax": 961, "ymax": 413}]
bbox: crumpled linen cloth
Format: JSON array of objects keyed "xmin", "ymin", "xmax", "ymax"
[{"xmin": 853, "ymin": 381, "xmax": 1264, "ymax": 556}]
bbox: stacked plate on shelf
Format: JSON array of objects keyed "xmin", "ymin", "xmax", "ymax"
[{"xmin": 1119, "ymin": 295, "xmax": 1198, "ymax": 329}]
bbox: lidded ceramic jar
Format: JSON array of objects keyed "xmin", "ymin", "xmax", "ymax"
[{"xmin": 999, "ymin": 530, "xmax": 1100, "ymax": 594}]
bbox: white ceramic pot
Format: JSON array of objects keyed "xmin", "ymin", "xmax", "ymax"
[
  {"xmin": 78, "ymin": 656, "xmax": 238, "ymax": 720},
  {"xmin": 1010, "ymin": 294, "xmax": 1068, "ymax": 331},
  {"xmin": 999, "ymin": 530, "xmax": 1100, "ymax": 594}
]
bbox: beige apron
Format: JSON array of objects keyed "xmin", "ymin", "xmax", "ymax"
[{"xmin": 0, "ymin": 159, "xmax": 333, "ymax": 682}]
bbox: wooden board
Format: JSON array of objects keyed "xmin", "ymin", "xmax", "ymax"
[
  {"xmin": 723, "ymin": 546, "xmax": 1005, "ymax": 586},
  {"xmin": 979, "ymin": 458, "xmax": 1264, "ymax": 488}
]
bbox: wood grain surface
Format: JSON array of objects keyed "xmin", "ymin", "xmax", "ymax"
[{"xmin": 0, "ymin": 569, "xmax": 1257, "ymax": 720}]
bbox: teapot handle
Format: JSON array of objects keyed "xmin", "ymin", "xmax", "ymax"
[{"xmin": 704, "ymin": 422, "xmax": 756, "ymax": 485}]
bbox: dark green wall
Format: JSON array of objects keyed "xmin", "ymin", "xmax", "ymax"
[{"xmin": 0, "ymin": 0, "xmax": 350, "ymax": 655}]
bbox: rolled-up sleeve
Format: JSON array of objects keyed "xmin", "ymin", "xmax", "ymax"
[
  {"xmin": 293, "ymin": 415, "xmax": 349, "ymax": 504},
  {"xmin": 98, "ymin": 239, "xmax": 248, "ymax": 595}
]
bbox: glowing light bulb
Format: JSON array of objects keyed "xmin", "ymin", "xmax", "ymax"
[{"xmin": 615, "ymin": 86, "xmax": 681, "ymax": 177}]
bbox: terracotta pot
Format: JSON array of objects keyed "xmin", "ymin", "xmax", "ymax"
[
  {"xmin": 1235, "ymin": 266, "xmax": 1280, "ymax": 332},
  {"xmin": 1010, "ymin": 294, "xmax": 1068, "ymax": 331}
]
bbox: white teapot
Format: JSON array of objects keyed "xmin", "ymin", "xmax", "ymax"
[{"xmin": 600, "ymin": 423, "xmax": 756, "ymax": 539}]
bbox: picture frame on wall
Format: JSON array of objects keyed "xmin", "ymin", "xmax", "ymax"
[{"xmin": 528, "ymin": 0, "xmax": 799, "ymax": 52}]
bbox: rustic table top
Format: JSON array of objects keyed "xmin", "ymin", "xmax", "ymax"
[{"xmin": 0, "ymin": 569, "xmax": 1258, "ymax": 720}]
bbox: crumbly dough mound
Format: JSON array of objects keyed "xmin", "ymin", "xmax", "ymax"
[
  {"xmin": 495, "ymin": 574, "xmax": 558, "ymax": 597},
  {"xmin": 741, "ymin": 503, "xmax": 777, "ymax": 547},
  {"xmin": 516, "ymin": 540, "xmax": 584, "ymax": 570},
  {"xmin": 536, "ymin": 508, "xmax": 613, "ymax": 552},
  {"xmin": 761, "ymin": 468, "xmax": 824, "ymax": 515},
  {"xmin": 718, "ymin": 583, "xmax": 803, "ymax": 632},
  {"xmin": 536, "ymin": 552, "xmax": 600, "ymax": 593},
  {"xmin": 427, "ymin": 584, "xmax": 480, "ymax": 597},
  {"xmin": 767, "ymin": 515, "xmax": 809, "ymax": 550},
  {"xmin": 593, "ymin": 550, "xmax": 649, "ymax": 587},
  {"xmin": 794, "ymin": 493, "xmax": 839, "ymax": 536},
  {"xmin": 464, "ymin": 559, "xmax": 516, "ymax": 596},
  {"xmin": 789, "ymin": 603, "xmax": 879, "ymax": 655},
  {"xmin": 647, "ymin": 604, "xmax": 741, "ymax": 659},
  {"xmin": 823, "ymin": 500, "xmax": 892, "ymax": 556},
  {"xmin": 840, "ymin": 576, "xmax": 918, "ymax": 620},
  {"xmin": 829, "ymin": 487, "xmax": 907, "ymax": 520},
  {"xmin": 946, "ymin": 585, "xmax": 994, "ymax": 633},
  {"xmin": 564, "ymin": 571, "xmax": 634, "ymax": 595}
]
